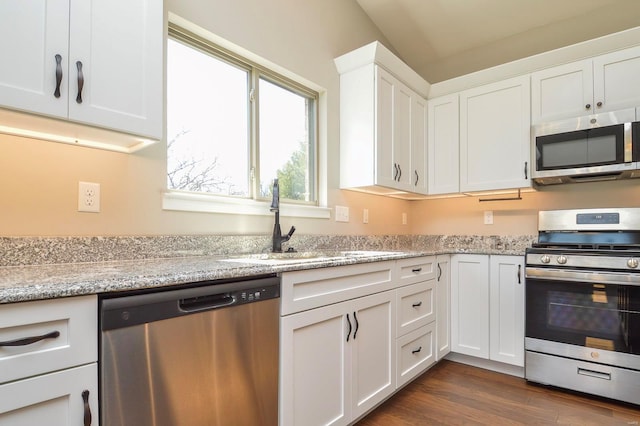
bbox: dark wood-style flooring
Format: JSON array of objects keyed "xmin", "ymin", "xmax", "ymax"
[{"xmin": 357, "ymin": 360, "xmax": 640, "ymax": 425}]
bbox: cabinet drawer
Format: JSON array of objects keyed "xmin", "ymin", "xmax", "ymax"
[
  {"xmin": 396, "ymin": 256, "xmax": 436, "ymax": 286},
  {"xmin": 0, "ymin": 295, "xmax": 97, "ymax": 384},
  {"xmin": 0, "ymin": 363, "xmax": 98, "ymax": 426},
  {"xmin": 396, "ymin": 323, "xmax": 436, "ymax": 388},
  {"xmin": 281, "ymin": 261, "xmax": 394, "ymax": 315},
  {"xmin": 396, "ymin": 280, "xmax": 435, "ymax": 336}
]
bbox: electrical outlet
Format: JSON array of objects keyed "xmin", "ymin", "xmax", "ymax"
[
  {"xmin": 402, "ymin": 212, "xmax": 407, "ymax": 225},
  {"xmin": 363, "ymin": 209, "xmax": 369, "ymax": 224},
  {"xmin": 78, "ymin": 182, "xmax": 100, "ymax": 213},
  {"xmin": 484, "ymin": 210, "xmax": 494, "ymax": 225}
]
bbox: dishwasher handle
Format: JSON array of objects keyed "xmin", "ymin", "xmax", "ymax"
[{"xmin": 179, "ymin": 293, "xmax": 235, "ymax": 312}]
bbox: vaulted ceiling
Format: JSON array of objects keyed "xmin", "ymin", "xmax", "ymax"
[{"xmin": 356, "ymin": 0, "xmax": 640, "ymax": 83}]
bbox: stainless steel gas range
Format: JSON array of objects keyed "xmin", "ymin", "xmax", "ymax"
[{"xmin": 525, "ymin": 208, "xmax": 640, "ymax": 405}]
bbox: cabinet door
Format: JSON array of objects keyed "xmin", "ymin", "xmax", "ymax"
[
  {"xmin": 350, "ymin": 291, "xmax": 395, "ymax": 420},
  {"xmin": 489, "ymin": 255, "xmax": 525, "ymax": 366},
  {"xmin": 68, "ymin": 0, "xmax": 162, "ymax": 139},
  {"xmin": 280, "ymin": 302, "xmax": 351, "ymax": 426},
  {"xmin": 0, "ymin": 363, "xmax": 98, "ymax": 426},
  {"xmin": 394, "ymin": 81, "xmax": 413, "ymax": 190},
  {"xmin": 451, "ymin": 254, "xmax": 489, "ymax": 358},
  {"xmin": 435, "ymin": 255, "xmax": 451, "ymax": 360},
  {"xmin": 428, "ymin": 94, "xmax": 460, "ymax": 195},
  {"xmin": 459, "ymin": 75, "xmax": 531, "ymax": 192},
  {"xmin": 593, "ymin": 45, "xmax": 640, "ymax": 114},
  {"xmin": 410, "ymin": 94, "xmax": 428, "ymax": 194},
  {"xmin": 531, "ymin": 60, "xmax": 593, "ymax": 123},
  {"xmin": 0, "ymin": 0, "xmax": 69, "ymax": 118},
  {"xmin": 375, "ymin": 67, "xmax": 398, "ymax": 189}
]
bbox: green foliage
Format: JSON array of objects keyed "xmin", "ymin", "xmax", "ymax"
[{"xmin": 277, "ymin": 142, "xmax": 308, "ymax": 201}]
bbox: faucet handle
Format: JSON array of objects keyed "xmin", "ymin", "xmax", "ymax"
[{"xmin": 287, "ymin": 226, "xmax": 296, "ymax": 238}]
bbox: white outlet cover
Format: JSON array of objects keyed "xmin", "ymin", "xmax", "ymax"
[
  {"xmin": 78, "ymin": 181, "xmax": 100, "ymax": 213},
  {"xmin": 484, "ymin": 210, "xmax": 494, "ymax": 225}
]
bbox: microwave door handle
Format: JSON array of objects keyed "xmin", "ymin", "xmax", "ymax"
[{"xmin": 624, "ymin": 122, "xmax": 632, "ymax": 163}]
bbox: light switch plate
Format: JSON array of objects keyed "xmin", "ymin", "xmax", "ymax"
[{"xmin": 335, "ymin": 206, "xmax": 349, "ymax": 222}]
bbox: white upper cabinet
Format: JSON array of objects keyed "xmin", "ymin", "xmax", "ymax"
[
  {"xmin": 531, "ymin": 60, "xmax": 592, "ymax": 124},
  {"xmin": 67, "ymin": 0, "xmax": 163, "ymax": 139},
  {"xmin": 459, "ymin": 75, "xmax": 531, "ymax": 192},
  {"xmin": 335, "ymin": 42, "xmax": 430, "ymax": 197},
  {"xmin": 532, "ymin": 45, "xmax": 640, "ymax": 123},
  {"xmin": 0, "ymin": 0, "xmax": 70, "ymax": 118},
  {"xmin": 427, "ymin": 94, "xmax": 459, "ymax": 195},
  {"xmin": 0, "ymin": 0, "xmax": 162, "ymax": 149},
  {"xmin": 411, "ymin": 95, "xmax": 428, "ymax": 194}
]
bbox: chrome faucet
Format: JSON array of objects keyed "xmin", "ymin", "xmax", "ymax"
[{"xmin": 270, "ymin": 178, "xmax": 296, "ymax": 252}]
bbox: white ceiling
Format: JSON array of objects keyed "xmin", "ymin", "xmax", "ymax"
[{"xmin": 356, "ymin": 0, "xmax": 640, "ymax": 83}]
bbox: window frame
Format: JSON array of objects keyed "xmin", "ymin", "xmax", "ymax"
[{"xmin": 165, "ymin": 24, "xmax": 321, "ymax": 212}]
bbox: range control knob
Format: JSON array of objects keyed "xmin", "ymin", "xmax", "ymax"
[
  {"xmin": 540, "ymin": 255, "xmax": 551, "ymax": 264},
  {"xmin": 627, "ymin": 258, "xmax": 639, "ymax": 269},
  {"xmin": 557, "ymin": 255, "xmax": 568, "ymax": 265}
]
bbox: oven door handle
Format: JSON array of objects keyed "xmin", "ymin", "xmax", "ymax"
[{"xmin": 526, "ymin": 267, "xmax": 640, "ymax": 286}]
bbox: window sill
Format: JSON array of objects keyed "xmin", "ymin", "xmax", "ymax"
[{"xmin": 162, "ymin": 191, "xmax": 331, "ymax": 219}]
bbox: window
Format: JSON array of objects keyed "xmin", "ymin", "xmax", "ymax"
[{"xmin": 166, "ymin": 26, "xmax": 318, "ymax": 206}]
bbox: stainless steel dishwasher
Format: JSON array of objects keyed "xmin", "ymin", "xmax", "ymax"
[{"xmin": 99, "ymin": 275, "xmax": 280, "ymax": 426}]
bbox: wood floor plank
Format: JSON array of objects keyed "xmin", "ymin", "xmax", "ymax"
[{"xmin": 356, "ymin": 360, "xmax": 640, "ymax": 425}]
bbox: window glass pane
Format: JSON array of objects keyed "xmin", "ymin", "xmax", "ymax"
[
  {"xmin": 259, "ymin": 78, "xmax": 314, "ymax": 202},
  {"xmin": 167, "ymin": 39, "xmax": 249, "ymax": 196}
]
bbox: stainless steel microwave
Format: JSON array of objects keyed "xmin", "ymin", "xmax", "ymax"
[{"xmin": 532, "ymin": 108, "xmax": 640, "ymax": 185}]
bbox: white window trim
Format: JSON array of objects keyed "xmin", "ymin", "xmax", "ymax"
[
  {"xmin": 163, "ymin": 191, "xmax": 331, "ymax": 219},
  {"xmin": 164, "ymin": 13, "xmax": 328, "ymax": 218}
]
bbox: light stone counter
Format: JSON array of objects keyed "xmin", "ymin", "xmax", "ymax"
[{"xmin": 0, "ymin": 234, "xmax": 534, "ymax": 303}]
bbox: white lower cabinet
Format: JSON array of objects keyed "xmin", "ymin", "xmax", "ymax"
[
  {"xmin": 451, "ymin": 254, "xmax": 524, "ymax": 367},
  {"xmin": 435, "ymin": 255, "xmax": 451, "ymax": 360},
  {"xmin": 279, "ymin": 256, "xmax": 437, "ymax": 426},
  {"xmin": 489, "ymin": 255, "xmax": 525, "ymax": 366},
  {"xmin": 280, "ymin": 290, "xmax": 395, "ymax": 426},
  {"xmin": 451, "ymin": 254, "xmax": 490, "ymax": 358},
  {"xmin": 395, "ymin": 280, "xmax": 437, "ymax": 388},
  {"xmin": 396, "ymin": 320, "xmax": 436, "ymax": 389},
  {"xmin": 0, "ymin": 364, "xmax": 98, "ymax": 426},
  {"xmin": 0, "ymin": 295, "xmax": 98, "ymax": 425}
]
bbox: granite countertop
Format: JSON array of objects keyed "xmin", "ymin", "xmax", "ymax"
[
  {"xmin": 0, "ymin": 250, "xmax": 434, "ymax": 304},
  {"xmin": 0, "ymin": 234, "xmax": 534, "ymax": 304}
]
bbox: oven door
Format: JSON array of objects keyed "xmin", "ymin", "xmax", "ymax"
[{"xmin": 525, "ymin": 268, "xmax": 640, "ymax": 369}]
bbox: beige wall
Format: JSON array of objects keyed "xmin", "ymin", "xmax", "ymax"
[
  {"xmin": 0, "ymin": 0, "xmax": 417, "ymax": 237},
  {"xmin": 412, "ymin": 180, "xmax": 640, "ymax": 236}
]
